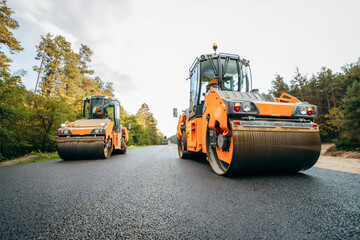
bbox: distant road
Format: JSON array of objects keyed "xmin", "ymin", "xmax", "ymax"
[{"xmin": 0, "ymin": 145, "xmax": 359, "ymax": 239}]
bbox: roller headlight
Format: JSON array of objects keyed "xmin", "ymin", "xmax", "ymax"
[
  {"xmin": 91, "ymin": 128, "xmax": 106, "ymax": 135},
  {"xmin": 230, "ymin": 101, "xmax": 259, "ymax": 115},
  {"xmin": 243, "ymin": 102, "xmax": 251, "ymax": 112},
  {"xmin": 300, "ymin": 106, "xmax": 307, "ymax": 115},
  {"xmin": 58, "ymin": 128, "xmax": 72, "ymax": 135},
  {"xmin": 293, "ymin": 104, "xmax": 317, "ymax": 118}
]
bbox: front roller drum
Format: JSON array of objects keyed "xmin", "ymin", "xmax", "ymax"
[
  {"xmin": 58, "ymin": 140, "xmax": 112, "ymax": 160},
  {"xmin": 207, "ymin": 130, "xmax": 321, "ymax": 175}
]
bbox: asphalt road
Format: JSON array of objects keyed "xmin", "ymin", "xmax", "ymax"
[{"xmin": 0, "ymin": 145, "xmax": 359, "ymax": 239}]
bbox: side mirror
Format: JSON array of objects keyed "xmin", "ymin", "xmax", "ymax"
[
  {"xmin": 173, "ymin": 108, "xmax": 178, "ymax": 118},
  {"xmin": 128, "ymin": 123, "xmax": 132, "ymax": 130}
]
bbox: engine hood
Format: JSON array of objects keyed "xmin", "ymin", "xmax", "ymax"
[{"xmin": 67, "ymin": 119, "xmax": 111, "ymax": 128}]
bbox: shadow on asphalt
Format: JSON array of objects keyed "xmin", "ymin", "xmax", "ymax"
[
  {"xmin": 177, "ymin": 154, "xmax": 317, "ymax": 181},
  {"xmin": 55, "ymin": 159, "xmax": 107, "ymax": 164},
  {"xmin": 227, "ymin": 171, "xmax": 316, "ymax": 181}
]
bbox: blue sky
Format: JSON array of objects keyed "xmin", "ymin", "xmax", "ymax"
[{"xmin": 7, "ymin": 0, "xmax": 360, "ymax": 136}]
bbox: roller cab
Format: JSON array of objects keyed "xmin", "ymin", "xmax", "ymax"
[
  {"xmin": 57, "ymin": 96, "xmax": 128, "ymax": 160},
  {"xmin": 176, "ymin": 44, "xmax": 321, "ymax": 175}
]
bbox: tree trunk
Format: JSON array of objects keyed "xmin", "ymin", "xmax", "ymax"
[
  {"xmin": 34, "ymin": 55, "xmax": 44, "ymax": 97},
  {"xmin": 300, "ymin": 86, "xmax": 304, "ymax": 102},
  {"xmin": 49, "ymin": 59, "xmax": 59, "ymax": 97},
  {"xmin": 325, "ymin": 90, "xmax": 331, "ymax": 110},
  {"xmin": 316, "ymin": 92, "xmax": 322, "ymax": 114},
  {"xmin": 330, "ymin": 83, "xmax": 337, "ymax": 108}
]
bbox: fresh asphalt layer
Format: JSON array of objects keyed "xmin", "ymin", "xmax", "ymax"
[{"xmin": 0, "ymin": 145, "xmax": 359, "ymax": 239}]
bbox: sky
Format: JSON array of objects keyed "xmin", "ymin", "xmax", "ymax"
[{"xmin": 7, "ymin": 0, "xmax": 360, "ymax": 137}]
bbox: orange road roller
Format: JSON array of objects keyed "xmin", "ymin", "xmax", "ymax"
[
  {"xmin": 57, "ymin": 96, "xmax": 128, "ymax": 160},
  {"xmin": 175, "ymin": 44, "xmax": 321, "ymax": 175}
]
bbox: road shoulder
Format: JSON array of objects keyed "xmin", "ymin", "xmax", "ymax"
[{"xmin": 314, "ymin": 144, "xmax": 360, "ymax": 174}]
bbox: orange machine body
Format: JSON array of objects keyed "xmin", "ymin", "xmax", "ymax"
[
  {"xmin": 177, "ymin": 87, "xmax": 319, "ymax": 165},
  {"xmin": 175, "ymin": 49, "xmax": 320, "ymax": 175},
  {"xmin": 57, "ymin": 96, "xmax": 128, "ymax": 160}
]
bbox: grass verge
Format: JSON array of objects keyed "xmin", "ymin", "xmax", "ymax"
[
  {"xmin": 1, "ymin": 144, "xmax": 159, "ymax": 167},
  {"xmin": 0, "ymin": 152, "xmax": 59, "ymax": 167}
]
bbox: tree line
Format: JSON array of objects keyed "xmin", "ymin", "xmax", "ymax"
[
  {"xmin": 0, "ymin": 1, "xmax": 163, "ymax": 161},
  {"xmin": 269, "ymin": 63, "xmax": 360, "ymax": 150}
]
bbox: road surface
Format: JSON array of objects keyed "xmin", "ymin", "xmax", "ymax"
[{"xmin": 0, "ymin": 145, "xmax": 359, "ymax": 239}]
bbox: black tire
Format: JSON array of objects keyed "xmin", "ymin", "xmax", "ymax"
[
  {"xmin": 178, "ymin": 132, "xmax": 195, "ymax": 159},
  {"xmin": 206, "ymin": 127, "xmax": 230, "ymax": 175},
  {"xmin": 103, "ymin": 139, "xmax": 113, "ymax": 159},
  {"xmin": 118, "ymin": 137, "xmax": 127, "ymax": 154}
]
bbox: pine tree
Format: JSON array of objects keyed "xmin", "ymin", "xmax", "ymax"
[
  {"xmin": 33, "ymin": 33, "xmax": 52, "ymax": 95},
  {"xmin": 36, "ymin": 34, "xmax": 71, "ymax": 97},
  {"xmin": 269, "ymin": 74, "xmax": 290, "ymax": 97},
  {"xmin": 290, "ymin": 67, "xmax": 307, "ymax": 102}
]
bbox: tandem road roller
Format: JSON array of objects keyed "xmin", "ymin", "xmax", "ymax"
[
  {"xmin": 174, "ymin": 44, "xmax": 321, "ymax": 175},
  {"xmin": 57, "ymin": 96, "xmax": 128, "ymax": 160}
]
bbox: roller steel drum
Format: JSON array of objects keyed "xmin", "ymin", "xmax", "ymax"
[
  {"xmin": 208, "ymin": 126, "xmax": 321, "ymax": 175},
  {"xmin": 58, "ymin": 141, "xmax": 110, "ymax": 160}
]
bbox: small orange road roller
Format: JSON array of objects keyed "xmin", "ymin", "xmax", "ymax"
[
  {"xmin": 175, "ymin": 44, "xmax": 321, "ymax": 175},
  {"xmin": 57, "ymin": 96, "xmax": 128, "ymax": 160}
]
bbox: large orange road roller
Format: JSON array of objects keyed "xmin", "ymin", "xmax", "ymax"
[
  {"xmin": 57, "ymin": 96, "xmax": 128, "ymax": 160},
  {"xmin": 175, "ymin": 44, "xmax": 321, "ymax": 175}
]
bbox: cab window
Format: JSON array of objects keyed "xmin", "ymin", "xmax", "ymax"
[
  {"xmin": 189, "ymin": 63, "xmax": 200, "ymax": 118},
  {"xmin": 83, "ymin": 99, "xmax": 90, "ymax": 119},
  {"xmin": 221, "ymin": 58, "xmax": 239, "ymax": 91},
  {"xmin": 103, "ymin": 100, "xmax": 115, "ymax": 121},
  {"xmin": 199, "ymin": 58, "xmax": 218, "ymax": 103}
]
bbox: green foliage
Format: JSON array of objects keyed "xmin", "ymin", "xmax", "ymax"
[
  {"xmin": 0, "ymin": 71, "xmax": 31, "ymax": 160},
  {"xmin": 121, "ymin": 104, "xmax": 164, "ymax": 146},
  {"xmin": 290, "ymin": 67, "xmax": 307, "ymax": 101},
  {"xmin": 336, "ymin": 80, "xmax": 360, "ymax": 149},
  {"xmin": 169, "ymin": 135, "xmax": 178, "ymax": 144},
  {"xmin": 269, "ymin": 61, "xmax": 360, "ymax": 150},
  {"xmin": 342, "ymin": 59, "xmax": 360, "ymax": 86},
  {"xmin": 0, "ymin": 0, "xmax": 23, "ymax": 72},
  {"xmin": 269, "ymin": 74, "xmax": 290, "ymax": 97},
  {"xmin": 0, "ymin": 5, "xmax": 164, "ymax": 161},
  {"xmin": 30, "ymin": 95, "xmax": 75, "ymax": 152},
  {"xmin": 34, "ymin": 33, "xmax": 113, "ymax": 100}
]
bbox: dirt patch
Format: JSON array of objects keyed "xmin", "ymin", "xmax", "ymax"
[
  {"xmin": 0, "ymin": 155, "xmax": 37, "ymax": 167},
  {"xmin": 322, "ymin": 144, "xmax": 360, "ymax": 159},
  {"xmin": 315, "ymin": 144, "xmax": 360, "ymax": 174}
]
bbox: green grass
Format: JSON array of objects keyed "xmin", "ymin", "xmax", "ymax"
[
  {"xmin": 0, "ymin": 152, "xmax": 60, "ymax": 167},
  {"xmin": 17, "ymin": 152, "xmax": 60, "ymax": 165},
  {"xmin": 1, "ymin": 144, "xmax": 158, "ymax": 167},
  {"xmin": 128, "ymin": 145, "xmax": 148, "ymax": 149}
]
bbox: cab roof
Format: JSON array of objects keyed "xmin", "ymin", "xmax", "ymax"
[
  {"xmin": 190, "ymin": 52, "xmax": 242, "ymax": 72},
  {"xmin": 83, "ymin": 96, "xmax": 120, "ymax": 105}
]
